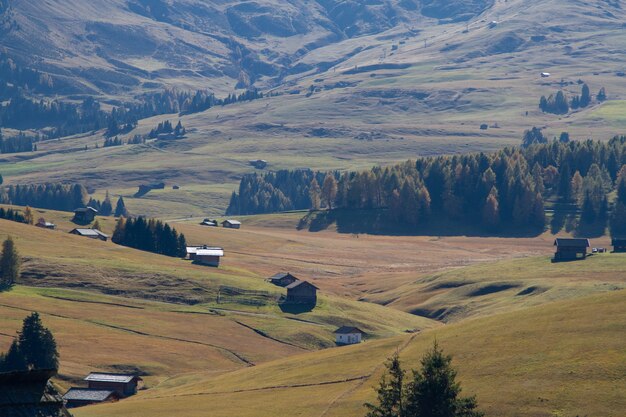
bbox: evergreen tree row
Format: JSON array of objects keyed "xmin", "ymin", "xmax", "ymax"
[
  {"xmin": 0, "ymin": 207, "xmax": 27, "ymax": 224},
  {"xmin": 227, "ymin": 135, "xmax": 626, "ymax": 235},
  {"xmin": 112, "ymin": 216, "xmax": 187, "ymax": 257},
  {"xmin": 0, "ymin": 130, "xmax": 36, "ymax": 153},
  {"xmin": 0, "ymin": 183, "xmax": 125, "ymax": 216},
  {"xmin": 539, "ymin": 83, "xmax": 606, "ymax": 115}
]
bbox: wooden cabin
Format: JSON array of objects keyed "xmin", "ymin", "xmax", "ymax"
[
  {"xmin": 63, "ymin": 388, "xmax": 119, "ymax": 408},
  {"xmin": 334, "ymin": 326, "xmax": 365, "ymax": 345},
  {"xmin": 222, "ymin": 219, "xmax": 241, "ymax": 229},
  {"xmin": 69, "ymin": 228, "xmax": 108, "ymax": 241},
  {"xmin": 200, "ymin": 218, "xmax": 218, "ymax": 227},
  {"xmin": 612, "ymin": 238, "xmax": 626, "ymax": 253},
  {"xmin": 553, "ymin": 238, "xmax": 590, "ymax": 261},
  {"xmin": 0, "ymin": 369, "xmax": 72, "ymax": 417},
  {"xmin": 285, "ymin": 280, "xmax": 318, "ymax": 305},
  {"xmin": 195, "ymin": 247, "xmax": 224, "ymax": 267},
  {"xmin": 268, "ymin": 272, "xmax": 298, "ymax": 287},
  {"xmin": 84, "ymin": 373, "xmax": 143, "ymax": 397},
  {"xmin": 72, "ymin": 207, "xmax": 97, "ymax": 224}
]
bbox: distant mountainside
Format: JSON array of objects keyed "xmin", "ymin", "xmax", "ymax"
[{"xmin": 0, "ymin": 0, "xmax": 495, "ymax": 96}]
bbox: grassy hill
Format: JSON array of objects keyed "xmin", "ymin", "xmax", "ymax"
[{"xmin": 73, "ymin": 289, "xmax": 626, "ymax": 417}]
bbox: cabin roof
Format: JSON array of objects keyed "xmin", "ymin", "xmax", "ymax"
[
  {"xmin": 74, "ymin": 207, "xmax": 98, "ymax": 213},
  {"xmin": 222, "ymin": 219, "xmax": 241, "ymax": 225},
  {"xmin": 286, "ymin": 280, "xmax": 318, "ymax": 290},
  {"xmin": 196, "ymin": 248, "xmax": 224, "ymax": 257},
  {"xmin": 84, "ymin": 373, "xmax": 139, "ymax": 384},
  {"xmin": 71, "ymin": 229, "xmax": 108, "ymax": 238},
  {"xmin": 270, "ymin": 272, "xmax": 295, "ymax": 280},
  {"xmin": 334, "ymin": 326, "xmax": 365, "ymax": 335},
  {"xmin": 553, "ymin": 238, "xmax": 590, "ymax": 248},
  {"xmin": 63, "ymin": 388, "xmax": 117, "ymax": 402}
]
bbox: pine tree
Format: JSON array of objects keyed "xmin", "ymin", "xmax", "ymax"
[
  {"xmin": 580, "ymin": 83, "xmax": 591, "ymax": 107},
  {"xmin": 0, "ymin": 236, "xmax": 20, "ymax": 289},
  {"xmin": 597, "ymin": 87, "xmax": 607, "ymax": 102},
  {"xmin": 365, "ymin": 354, "xmax": 405, "ymax": 417},
  {"xmin": 17, "ymin": 312, "xmax": 59, "ymax": 370},
  {"xmin": 23, "ymin": 206, "xmax": 34, "ymax": 225},
  {"xmin": 0, "ymin": 339, "xmax": 27, "ymax": 372},
  {"xmin": 404, "ymin": 342, "xmax": 483, "ymax": 417},
  {"xmin": 115, "ymin": 196, "xmax": 128, "ymax": 217},
  {"xmin": 100, "ymin": 191, "xmax": 113, "ymax": 216},
  {"xmin": 570, "ymin": 171, "xmax": 583, "ymax": 204}
]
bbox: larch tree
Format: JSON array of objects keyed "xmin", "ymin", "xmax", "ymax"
[
  {"xmin": 321, "ymin": 173, "xmax": 338, "ymax": 210},
  {"xmin": 309, "ymin": 178, "xmax": 321, "ymax": 211}
]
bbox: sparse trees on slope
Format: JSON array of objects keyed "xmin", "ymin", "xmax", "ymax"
[{"xmin": 0, "ymin": 312, "xmax": 58, "ymax": 372}]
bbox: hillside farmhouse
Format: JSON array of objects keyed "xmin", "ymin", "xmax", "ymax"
[
  {"xmin": 222, "ymin": 219, "xmax": 241, "ymax": 229},
  {"xmin": 186, "ymin": 246, "xmax": 224, "ymax": 267},
  {"xmin": 553, "ymin": 238, "xmax": 590, "ymax": 261},
  {"xmin": 36, "ymin": 218, "xmax": 56, "ymax": 229},
  {"xmin": 84, "ymin": 373, "xmax": 143, "ymax": 397},
  {"xmin": 285, "ymin": 280, "xmax": 318, "ymax": 305},
  {"xmin": 63, "ymin": 388, "xmax": 119, "ymax": 408},
  {"xmin": 334, "ymin": 326, "xmax": 365, "ymax": 345},
  {"xmin": 0, "ymin": 369, "xmax": 72, "ymax": 417},
  {"xmin": 612, "ymin": 238, "xmax": 626, "ymax": 253},
  {"xmin": 73, "ymin": 207, "xmax": 97, "ymax": 224},
  {"xmin": 69, "ymin": 228, "xmax": 108, "ymax": 241},
  {"xmin": 268, "ymin": 272, "xmax": 298, "ymax": 287}
]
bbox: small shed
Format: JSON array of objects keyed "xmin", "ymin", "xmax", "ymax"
[
  {"xmin": 69, "ymin": 228, "xmax": 108, "ymax": 242},
  {"xmin": 334, "ymin": 326, "xmax": 365, "ymax": 345},
  {"xmin": 553, "ymin": 238, "xmax": 590, "ymax": 261},
  {"xmin": 84, "ymin": 373, "xmax": 143, "ymax": 397},
  {"xmin": 200, "ymin": 218, "xmax": 218, "ymax": 227},
  {"xmin": 268, "ymin": 272, "xmax": 298, "ymax": 287},
  {"xmin": 73, "ymin": 207, "xmax": 98, "ymax": 224},
  {"xmin": 36, "ymin": 218, "xmax": 56, "ymax": 229},
  {"xmin": 0, "ymin": 369, "xmax": 72, "ymax": 417},
  {"xmin": 222, "ymin": 220, "xmax": 241, "ymax": 229},
  {"xmin": 63, "ymin": 388, "xmax": 119, "ymax": 408},
  {"xmin": 612, "ymin": 238, "xmax": 626, "ymax": 253},
  {"xmin": 285, "ymin": 280, "xmax": 318, "ymax": 305},
  {"xmin": 195, "ymin": 247, "xmax": 224, "ymax": 267}
]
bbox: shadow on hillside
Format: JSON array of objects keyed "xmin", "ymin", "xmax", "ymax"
[
  {"xmin": 278, "ymin": 303, "xmax": 316, "ymax": 314},
  {"xmin": 298, "ymin": 209, "xmax": 545, "ymax": 238}
]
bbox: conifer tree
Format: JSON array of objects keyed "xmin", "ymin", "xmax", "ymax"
[
  {"xmin": 365, "ymin": 354, "xmax": 405, "ymax": 417},
  {"xmin": 115, "ymin": 196, "xmax": 128, "ymax": 217},
  {"xmin": 0, "ymin": 236, "xmax": 20, "ymax": 289},
  {"xmin": 482, "ymin": 187, "xmax": 500, "ymax": 230},
  {"xmin": 23, "ymin": 206, "xmax": 34, "ymax": 225},
  {"xmin": 17, "ymin": 312, "xmax": 59, "ymax": 370},
  {"xmin": 100, "ymin": 191, "xmax": 113, "ymax": 216},
  {"xmin": 580, "ymin": 83, "xmax": 591, "ymax": 107},
  {"xmin": 597, "ymin": 87, "xmax": 607, "ymax": 102}
]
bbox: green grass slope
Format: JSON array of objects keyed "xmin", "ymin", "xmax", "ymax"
[{"xmin": 74, "ymin": 289, "xmax": 626, "ymax": 417}]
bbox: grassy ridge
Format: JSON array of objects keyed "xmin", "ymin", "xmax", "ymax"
[{"xmin": 74, "ymin": 290, "xmax": 626, "ymax": 417}]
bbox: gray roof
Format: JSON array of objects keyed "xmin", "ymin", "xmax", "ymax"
[
  {"xmin": 63, "ymin": 388, "xmax": 117, "ymax": 402},
  {"xmin": 196, "ymin": 248, "xmax": 224, "ymax": 257},
  {"xmin": 222, "ymin": 219, "xmax": 241, "ymax": 225},
  {"xmin": 74, "ymin": 207, "xmax": 98, "ymax": 213},
  {"xmin": 334, "ymin": 326, "xmax": 365, "ymax": 335},
  {"xmin": 71, "ymin": 229, "xmax": 108, "ymax": 238},
  {"xmin": 554, "ymin": 238, "xmax": 590, "ymax": 248},
  {"xmin": 286, "ymin": 280, "xmax": 318, "ymax": 290},
  {"xmin": 84, "ymin": 373, "xmax": 138, "ymax": 384},
  {"xmin": 270, "ymin": 272, "xmax": 296, "ymax": 280}
]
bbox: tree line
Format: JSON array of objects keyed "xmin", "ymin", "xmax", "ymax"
[
  {"xmin": 0, "ymin": 86, "xmax": 264, "ymax": 143},
  {"xmin": 0, "ymin": 130, "xmax": 37, "ymax": 153},
  {"xmin": 0, "ymin": 183, "xmax": 128, "ymax": 216},
  {"xmin": 112, "ymin": 216, "xmax": 187, "ymax": 258},
  {"xmin": 539, "ymin": 83, "xmax": 606, "ymax": 115},
  {"xmin": 227, "ymin": 135, "xmax": 626, "ymax": 235}
]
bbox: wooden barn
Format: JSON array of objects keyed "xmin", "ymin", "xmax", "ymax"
[
  {"xmin": 268, "ymin": 272, "xmax": 298, "ymax": 287},
  {"xmin": 334, "ymin": 326, "xmax": 365, "ymax": 345},
  {"xmin": 69, "ymin": 228, "xmax": 108, "ymax": 242},
  {"xmin": 84, "ymin": 373, "xmax": 143, "ymax": 397},
  {"xmin": 72, "ymin": 207, "xmax": 97, "ymax": 224},
  {"xmin": 200, "ymin": 218, "xmax": 218, "ymax": 227},
  {"xmin": 553, "ymin": 238, "xmax": 590, "ymax": 261},
  {"xmin": 186, "ymin": 246, "xmax": 224, "ymax": 266},
  {"xmin": 612, "ymin": 238, "xmax": 626, "ymax": 253},
  {"xmin": 285, "ymin": 280, "xmax": 318, "ymax": 305},
  {"xmin": 63, "ymin": 388, "xmax": 119, "ymax": 408},
  {"xmin": 222, "ymin": 219, "xmax": 241, "ymax": 229},
  {"xmin": 0, "ymin": 369, "xmax": 72, "ymax": 417}
]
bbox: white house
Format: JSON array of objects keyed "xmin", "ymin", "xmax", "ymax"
[{"xmin": 334, "ymin": 326, "xmax": 365, "ymax": 345}]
